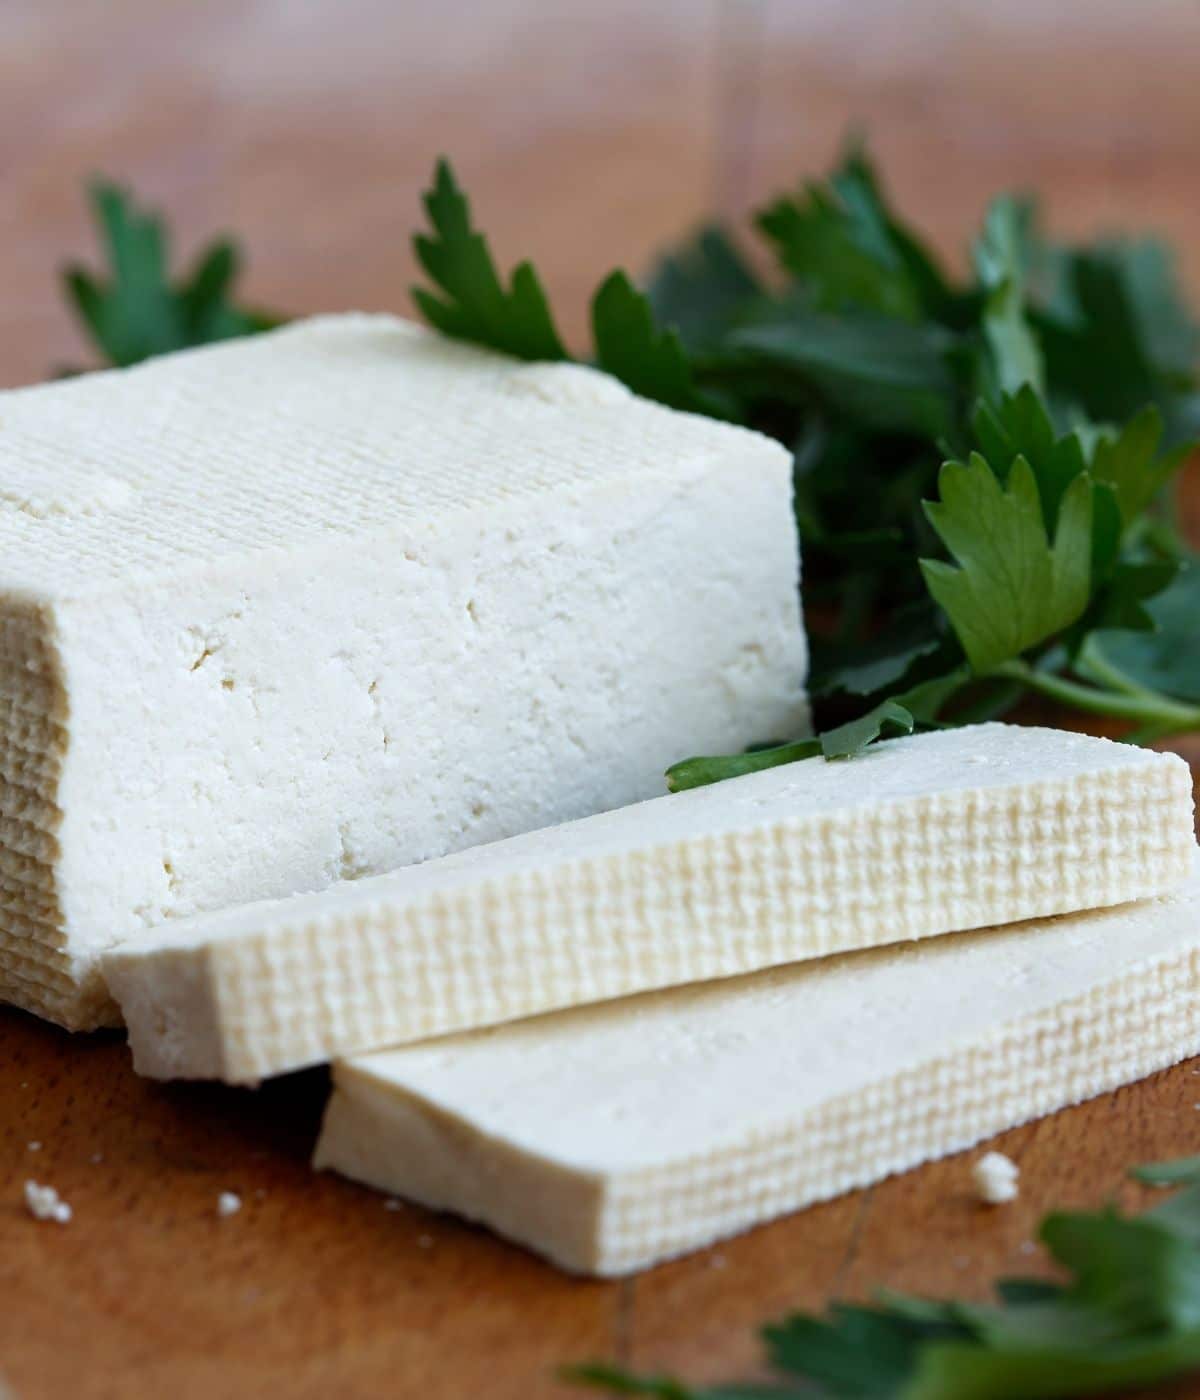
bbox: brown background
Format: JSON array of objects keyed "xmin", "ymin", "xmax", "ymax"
[{"xmin": 4, "ymin": 2, "xmax": 1200, "ymax": 1396}]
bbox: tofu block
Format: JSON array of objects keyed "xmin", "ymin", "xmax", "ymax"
[
  {"xmin": 104, "ymin": 723, "xmax": 1194, "ymax": 1081},
  {"xmin": 0, "ymin": 314, "xmax": 807, "ymax": 1028},
  {"xmin": 315, "ymin": 858, "xmax": 1200, "ymax": 1276}
]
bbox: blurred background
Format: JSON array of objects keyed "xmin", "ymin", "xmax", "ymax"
[
  {"xmin": 4, "ymin": 0, "xmax": 1199, "ymax": 386},
  {"xmin": 5, "ymin": 6, "xmax": 1200, "ymax": 1395}
]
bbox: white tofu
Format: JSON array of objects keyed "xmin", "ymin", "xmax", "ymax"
[
  {"xmin": 971, "ymin": 1151, "xmax": 1019, "ymax": 1204},
  {"xmin": 23, "ymin": 1181, "xmax": 71, "ymax": 1225},
  {"xmin": 103, "ymin": 723, "xmax": 1194, "ymax": 1082},
  {"xmin": 0, "ymin": 315, "xmax": 807, "ymax": 1027},
  {"xmin": 315, "ymin": 858, "xmax": 1200, "ymax": 1276}
]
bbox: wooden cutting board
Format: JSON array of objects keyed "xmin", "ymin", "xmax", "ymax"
[
  {"xmin": 4, "ymin": 3, "xmax": 1200, "ymax": 1395},
  {"xmin": 3, "ymin": 1001, "xmax": 1200, "ymax": 1400}
]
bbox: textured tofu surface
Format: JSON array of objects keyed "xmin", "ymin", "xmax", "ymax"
[
  {"xmin": 104, "ymin": 723, "xmax": 1195, "ymax": 1081},
  {"xmin": 0, "ymin": 315, "xmax": 807, "ymax": 1027},
  {"xmin": 316, "ymin": 858, "xmax": 1200, "ymax": 1275}
]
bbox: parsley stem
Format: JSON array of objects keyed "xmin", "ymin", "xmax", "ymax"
[
  {"xmin": 1073, "ymin": 635, "xmax": 1165, "ymax": 701},
  {"xmin": 994, "ymin": 659, "xmax": 1200, "ymax": 731}
]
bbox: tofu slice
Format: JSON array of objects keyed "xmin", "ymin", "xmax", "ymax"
[
  {"xmin": 315, "ymin": 859, "xmax": 1200, "ymax": 1276},
  {"xmin": 104, "ymin": 723, "xmax": 1194, "ymax": 1082},
  {"xmin": 0, "ymin": 315, "xmax": 807, "ymax": 1028}
]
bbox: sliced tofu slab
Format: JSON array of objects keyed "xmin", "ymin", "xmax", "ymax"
[
  {"xmin": 316, "ymin": 858, "xmax": 1200, "ymax": 1276},
  {"xmin": 104, "ymin": 723, "xmax": 1193, "ymax": 1083}
]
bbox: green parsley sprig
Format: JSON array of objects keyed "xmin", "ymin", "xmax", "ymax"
[
  {"xmin": 63, "ymin": 181, "xmax": 279, "ymax": 369},
  {"xmin": 567, "ymin": 1155, "xmax": 1200, "ymax": 1400},
  {"xmin": 62, "ymin": 150, "xmax": 1200, "ymax": 774},
  {"xmin": 407, "ymin": 150, "xmax": 1200, "ymax": 780}
]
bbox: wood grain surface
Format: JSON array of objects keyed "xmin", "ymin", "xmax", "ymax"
[{"xmin": 4, "ymin": 3, "xmax": 1200, "ymax": 1396}]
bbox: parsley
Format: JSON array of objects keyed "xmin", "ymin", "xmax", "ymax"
[
  {"xmin": 665, "ymin": 670, "xmax": 966, "ymax": 792},
  {"xmin": 592, "ymin": 271, "xmax": 730, "ymax": 418},
  {"xmin": 412, "ymin": 159, "xmax": 567, "ymax": 361},
  {"xmin": 63, "ymin": 181, "xmax": 277, "ymax": 368},
  {"xmin": 61, "ymin": 147, "xmax": 1200, "ymax": 772},
  {"xmin": 728, "ymin": 310, "xmax": 959, "ymax": 439},
  {"xmin": 412, "ymin": 165, "xmax": 728, "ymax": 415},
  {"xmin": 666, "ymin": 697, "xmax": 916, "ymax": 792},
  {"xmin": 970, "ymin": 387, "xmax": 1089, "ymax": 534},
  {"xmin": 755, "ymin": 141, "xmax": 956, "ymax": 324},
  {"xmin": 973, "ymin": 196, "xmax": 1045, "ymax": 398},
  {"xmin": 568, "ymin": 1155, "xmax": 1200, "ymax": 1400},
  {"xmin": 1088, "ymin": 564, "xmax": 1200, "ymax": 707},
  {"xmin": 920, "ymin": 454, "xmax": 1092, "ymax": 675},
  {"xmin": 1090, "ymin": 405, "xmax": 1191, "ymax": 529},
  {"xmin": 404, "ymin": 150, "xmax": 1200, "ymax": 781},
  {"xmin": 644, "ymin": 226, "xmax": 762, "ymax": 354},
  {"xmin": 757, "ymin": 180, "xmax": 924, "ymax": 321}
]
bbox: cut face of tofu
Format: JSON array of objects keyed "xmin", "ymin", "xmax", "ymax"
[
  {"xmin": 315, "ymin": 857, "xmax": 1200, "ymax": 1276},
  {"xmin": 103, "ymin": 722, "xmax": 1195, "ymax": 1081},
  {"xmin": 0, "ymin": 315, "xmax": 807, "ymax": 1028}
]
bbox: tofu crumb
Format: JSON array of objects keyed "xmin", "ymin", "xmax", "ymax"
[
  {"xmin": 27, "ymin": 1141, "xmax": 40, "ymax": 1152},
  {"xmin": 972, "ymin": 1151, "xmax": 1019, "ymax": 1204},
  {"xmin": 24, "ymin": 1181, "xmax": 71, "ymax": 1224},
  {"xmin": 217, "ymin": 1191, "xmax": 242, "ymax": 1218},
  {"xmin": 384, "ymin": 1198, "xmax": 404, "ymax": 1212}
]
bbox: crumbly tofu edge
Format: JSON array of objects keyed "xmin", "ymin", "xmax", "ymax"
[
  {"xmin": 0, "ymin": 595, "xmax": 118, "ymax": 1028},
  {"xmin": 314, "ymin": 1070, "xmax": 606, "ymax": 1269}
]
